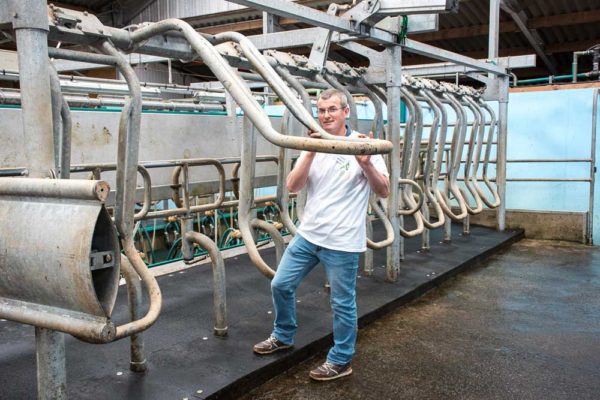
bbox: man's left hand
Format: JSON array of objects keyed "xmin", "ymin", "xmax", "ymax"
[{"xmin": 355, "ymin": 131, "xmax": 373, "ymax": 167}]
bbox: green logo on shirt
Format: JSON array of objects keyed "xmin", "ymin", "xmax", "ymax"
[{"xmin": 335, "ymin": 157, "xmax": 351, "ymax": 179}]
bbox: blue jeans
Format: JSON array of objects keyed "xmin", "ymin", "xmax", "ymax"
[{"xmin": 270, "ymin": 234, "xmax": 360, "ymax": 365}]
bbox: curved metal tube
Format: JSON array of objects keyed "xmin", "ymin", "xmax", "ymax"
[
  {"xmin": 128, "ymin": 22, "xmax": 391, "ymax": 155},
  {"xmin": 97, "ymin": 40, "xmax": 162, "ymax": 341},
  {"xmin": 366, "ymin": 196, "xmax": 394, "ymax": 249},
  {"xmin": 238, "ymin": 116, "xmax": 275, "ymax": 278},
  {"xmin": 214, "ymin": 31, "xmax": 388, "ymax": 149},
  {"xmin": 274, "ymin": 65, "xmax": 311, "ymax": 225},
  {"xmin": 252, "ymin": 218, "xmax": 285, "ymax": 265},
  {"xmin": 277, "ymin": 110, "xmax": 298, "ymax": 235},
  {"xmin": 119, "ymin": 254, "xmax": 146, "ymax": 371},
  {"xmin": 476, "ymin": 100, "xmax": 501, "ymax": 208},
  {"xmin": 183, "ymin": 231, "xmax": 228, "ymax": 336},
  {"xmin": 49, "ymin": 64, "xmax": 72, "ymax": 179},
  {"xmin": 423, "ymin": 89, "xmax": 466, "ymax": 221},
  {"xmin": 460, "ymin": 97, "xmax": 484, "ymax": 214},
  {"xmin": 440, "ymin": 92, "xmax": 469, "ymax": 221},
  {"xmin": 144, "ymin": 159, "xmax": 226, "ymax": 219},
  {"xmin": 133, "ymin": 165, "xmax": 152, "ymax": 220},
  {"xmin": 114, "ymin": 240, "xmax": 162, "ymax": 340},
  {"xmin": 230, "ymin": 157, "xmax": 278, "ymax": 200},
  {"xmin": 397, "ymin": 88, "xmax": 425, "ymax": 237},
  {"xmin": 359, "ymin": 81, "xmax": 384, "ymax": 139},
  {"xmin": 417, "ymin": 90, "xmax": 446, "ymax": 229}
]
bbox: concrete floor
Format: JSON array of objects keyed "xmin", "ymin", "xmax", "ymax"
[{"xmin": 240, "ymin": 240, "xmax": 600, "ymax": 400}]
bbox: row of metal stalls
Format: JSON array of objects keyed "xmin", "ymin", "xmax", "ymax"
[{"xmin": 0, "ymin": 1, "xmax": 514, "ymax": 398}]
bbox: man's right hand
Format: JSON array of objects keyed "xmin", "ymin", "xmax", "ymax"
[{"xmin": 307, "ymin": 130, "xmax": 322, "ymax": 138}]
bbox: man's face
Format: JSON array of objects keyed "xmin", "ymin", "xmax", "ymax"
[{"xmin": 317, "ymin": 95, "xmax": 349, "ymax": 136}]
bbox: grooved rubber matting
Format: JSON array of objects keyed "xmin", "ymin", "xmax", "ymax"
[{"xmin": 0, "ymin": 224, "xmax": 522, "ymax": 399}]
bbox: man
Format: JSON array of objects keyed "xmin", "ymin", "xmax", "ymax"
[{"xmin": 253, "ymin": 88, "xmax": 390, "ymax": 381}]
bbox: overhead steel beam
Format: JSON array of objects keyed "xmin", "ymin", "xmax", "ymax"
[
  {"xmin": 225, "ymin": 0, "xmax": 398, "ymax": 45},
  {"xmin": 52, "ymin": 52, "xmax": 168, "ymax": 72},
  {"xmin": 500, "ymin": 0, "xmax": 557, "ymax": 75},
  {"xmin": 401, "ymin": 38, "xmax": 507, "ymax": 75},
  {"xmin": 247, "ymin": 27, "xmax": 322, "ymax": 49},
  {"xmin": 403, "ymin": 54, "xmax": 536, "ymax": 76}
]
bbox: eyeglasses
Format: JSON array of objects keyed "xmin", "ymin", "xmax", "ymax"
[{"xmin": 317, "ymin": 106, "xmax": 346, "ymax": 115}]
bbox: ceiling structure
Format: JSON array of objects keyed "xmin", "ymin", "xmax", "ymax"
[{"xmin": 6, "ymin": 1, "xmax": 600, "ymax": 82}]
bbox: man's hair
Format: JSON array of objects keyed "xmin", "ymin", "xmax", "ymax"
[{"xmin": 318, "ymin": 88, "xmax": 348, "ymax": 109}]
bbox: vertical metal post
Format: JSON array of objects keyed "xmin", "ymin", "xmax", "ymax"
[
  {"xmin": 496, "ymin": 77, "xmax": 509, "ymax": 231},
  {"xmin": 181, "ymin": 217, "xmax": 195, "ymax": 261},
  {"xmin": 15, "ymin": 28, "xmax": 54, "ymax": 177},
  {"xmin": 180, "ymin": 164, "xmax": 195, "ymax": 261},
  {"xmin": 489, "ymin": 0, "xmax": 507, "ymax": 231},
  {"xmin": 385, "ymin": 45, "xmax": 402, "ymax": 282},
  {"xmin": 241, "ymin": 115, "xmax": 258, "ymax": 239},
  {"xmin": 421, "ymin": 198, "xmax": 430, "ymax": 250},
  {"xmin": 588, "ymin": 88, "xmax": 598, "ymax": 244},
  {"xmin": 225, "ymin": 92, "xmax": 237, "ymax": 117},
  {"xmin": 488, "ymin": 0, "xmax": 500, "ymax": 75},
  {"xmin": 36, "ymin": 327, "xmax": 67, "ymax": 400}
]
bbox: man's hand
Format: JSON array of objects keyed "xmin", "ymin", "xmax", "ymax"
[
  {"xmin": 307, "ymin": 130, "xmax": 322, "ymax": 138},
  {"xmin": 355, "ymin": 131, "xmax": 373, "ymax": 167}
]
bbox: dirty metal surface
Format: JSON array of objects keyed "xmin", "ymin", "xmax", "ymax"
[{"xmin": 0, "ymin": 224, "xmax": 521, "ymax": 399}]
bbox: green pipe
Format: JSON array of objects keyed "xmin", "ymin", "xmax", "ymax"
[{"xmin": 517, "ymin": 72, "xmax": 594, "ymax": 86}]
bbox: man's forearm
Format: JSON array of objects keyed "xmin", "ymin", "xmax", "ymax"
[
  {"xmin": 287, "ymin": 152, "xmax": 316, "ymax": 193},
  {"xmin": 360, "ymin": 161, "xmax": 390, "ymax": 198}
]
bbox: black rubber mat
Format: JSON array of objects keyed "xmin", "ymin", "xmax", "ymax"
[{"xmin": 0, "ymin": 223, "xmax": 522, "ymax": 400}]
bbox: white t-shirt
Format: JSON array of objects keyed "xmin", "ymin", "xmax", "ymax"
[{"xmin": 296, "ymin": 133, "xmax": 389, "ymax": 253}]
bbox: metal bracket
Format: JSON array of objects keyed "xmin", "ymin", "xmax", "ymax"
[
  {"xmin": 48, "ymin": 5, "xmax": 112, "ymax": 45},
  {"xmin": 308, "ymin": 3, "xmax": 340, "ymax": 72},
  {"xmin": 343, "ymin": 0, "xmax": 383, "ymax": 26},
  {"xmin": 90, "ymin": 250, "xmax": 116, "ymax": 271}
]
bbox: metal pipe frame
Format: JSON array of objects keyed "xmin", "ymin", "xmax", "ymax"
[
  {"xmin": 126, "ymin": 19, "xmax": 391, "ymax": 156},
  {"xmin": 416, "ymin": 88, "xmax": 446, "ymax": 230},
  {"xmin": 119, "ymin": 255, "xmax": 147, "ymax": 372},
  {"xmin": 397, "ymin": 87, "xmax": 426, "ymax": 236},
  {"xmin": 439, "ymin": 90, "xmax": 469, "ymax": 221},
  {"xmin": 13, "ymin": 12, "xmax": 54, "ymax": 179},
  {"xmin": 589, "ymin": 89, "xmax": 598, "ymax": 244},
  {"xmin": 460, "ymin": 96, "xmax": 485, "ymax": 214},
  {"xmin": 182, "ymin": 232, "xmax": 228, "ymax": 336},
  {"xmin": 95, "ymin": 40, "xmax": 163, "ymax": 344},
  {"xmin": 238, "ymin": 115, "xmax": 279, "ymax": 278},
  {"xmin": 148, "ymin": 160, "xmax": 226, "ymax": 219},
  {"xmin": 385, "ymin": 45, "xmax": 402, "ymax": 282},
  {"xmin": 0, "ymin": 89, "xmax": 228, "ymax": 112},
  {"xmin": 472, "ymin": 98, "xmax": 501, "ymax": 208}
]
